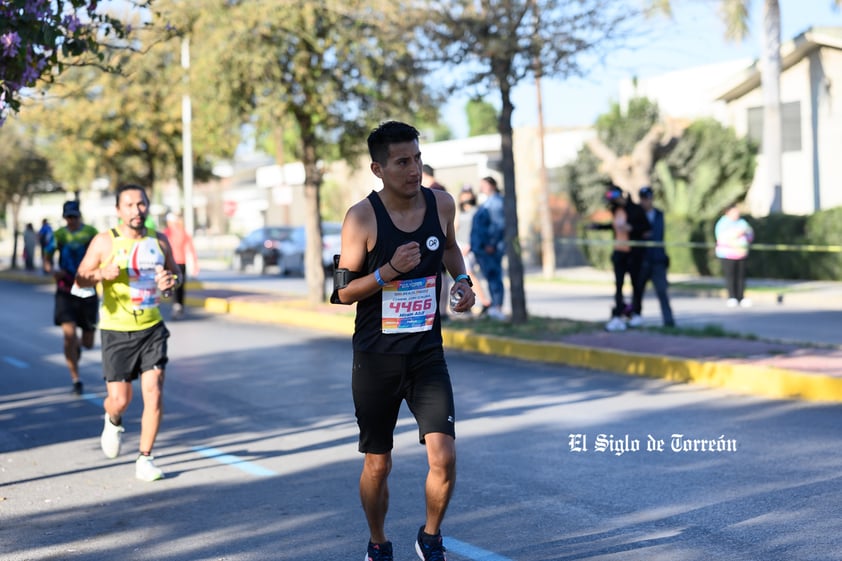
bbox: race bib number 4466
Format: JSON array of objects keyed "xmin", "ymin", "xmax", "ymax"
[{"xmin": 381, "ymin": 275, "xmax": 437, "ymax": 334}]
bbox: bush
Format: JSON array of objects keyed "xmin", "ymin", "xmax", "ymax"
[{"xmin": 653, "ymin": 209, "xmax": 842, "ymax": 280}]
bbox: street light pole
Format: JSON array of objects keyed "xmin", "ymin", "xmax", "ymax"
[{"xmin": 181, "ymin": 34, "xmax": 194, "ymax": 236}]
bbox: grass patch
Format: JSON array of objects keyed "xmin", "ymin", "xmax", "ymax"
[
  {"xmin": 445, "ymin": 315, "xmax": 602, "ymax": 341},
  {"xmin": 445, "ymin": 315, "xmax": 762, "ymax": 344}
]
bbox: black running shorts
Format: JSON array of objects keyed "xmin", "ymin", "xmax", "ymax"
[
  {"xmin": 101, "ymin": 322, "xmax": 170, "ymax": 382},
  {"xmin": 352, "ymin": 347, "xmax": 455, "ymax": 454},
  {"xmin": 54, "ymin": 291, "xmax": 99, "ymax": 332}
]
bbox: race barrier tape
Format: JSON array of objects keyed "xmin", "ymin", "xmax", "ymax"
[{"xmin": 558, "ymin": 238, "xmax": 842, "ymax": 253}]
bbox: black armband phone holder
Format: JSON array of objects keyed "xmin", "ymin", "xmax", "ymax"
[{"xmin": 330, "ymin": 254, "xmax": 360, "ymax": 305}]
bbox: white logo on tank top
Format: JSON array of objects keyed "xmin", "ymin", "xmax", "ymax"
[{"xmin": 426, "ymin": 236, "xmax": 440, "ymax": 251}]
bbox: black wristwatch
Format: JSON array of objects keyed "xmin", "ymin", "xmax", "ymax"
[{"xmin": 454, "ymin": 274, "xmax": 473, "ymax": 287}]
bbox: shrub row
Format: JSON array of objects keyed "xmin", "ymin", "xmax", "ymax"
[{"xmin": 579, "ymin": 206, "xmax": 842, "ymax": 280}]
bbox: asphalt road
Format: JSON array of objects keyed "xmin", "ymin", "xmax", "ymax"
[{"xmin": 2, "ymin": 280, "xmax": 842, "ymax": 560}]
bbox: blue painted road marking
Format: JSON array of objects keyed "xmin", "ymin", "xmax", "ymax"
[
  {"xmin": 445, "ymin": 537, "xmax": 515, "ymax": 561},
  {"xmin": 192, "ymin": 446, "xmax": 277, "ymax": 477},
  {"xmin": 3, "ymin": 356, "xmax": 28, "ymax": 369}
]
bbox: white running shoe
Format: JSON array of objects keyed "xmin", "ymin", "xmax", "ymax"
[
  {"xmin": 627, "ymin": 313, "xmax": 643, "ymax": 328},
  {"xmin": 135, "ymin": 455, "xmax": 165, "ymax": 482},
  {"xmin": 726, "ymin": 298, "xmax": 739, "ymax": 308},
  {"xmin": 487, "ymin": 307, "xmax": 506, "ymax": 321},
  {"xmin": 605, "ymin": 316, "xmax": 627, "ymax": 332},
  {"xmin": 739, "ymin": 298, "xmax": 753, "ymax": 308},
  {"xmin": 100, "ymin": 415, "xmax": 125, "ymax": 459}
]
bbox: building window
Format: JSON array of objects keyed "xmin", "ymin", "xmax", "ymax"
[{"xmin": 746, "ymin": 101, "xmax": 802, "ymax": 152}]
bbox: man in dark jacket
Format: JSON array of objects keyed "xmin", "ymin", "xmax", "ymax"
[{"xmin": 635, "ymin": 186, "xmax": 675, "ymax": 327}]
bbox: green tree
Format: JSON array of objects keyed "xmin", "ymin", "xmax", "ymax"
[
  {"xmin": 656, "ymin": 118, "xmax": 756, "ymax": 220},
  {"xmin": 585, "ymin": 97, "xmax": 683, "ymax": 199},
  {"xmin": 415, "ymin": 0, "xmax": 636, "ymax": 323},
  {"xmin": 189, "ymin": 0, "xmax": 437, "ymax": 303},
  {"xmin": 0, "ymin": 123, "xmax": 55, "ymax": 268},
  {"xmin": 465, "ymin": 98, "xmax": 498, "ymax": 137},
  {"xmin": 20, "ymin": 24, "xmax": 236, "ymax": 202}
]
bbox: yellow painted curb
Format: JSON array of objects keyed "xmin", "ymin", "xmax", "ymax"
[
  {"xmin": 442, "ymin": 330, "xmax": 842, "ymax": 403},
  {"xmin": 222, "ymin": 298, "xmax": 356, "ymax": 336}
]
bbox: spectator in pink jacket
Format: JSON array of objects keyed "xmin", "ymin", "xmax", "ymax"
[{"xmin": 715, "ymin": 203, "xmax": 754, "ymax": 308}]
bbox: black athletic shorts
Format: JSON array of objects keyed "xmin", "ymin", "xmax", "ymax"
[
  {"xmin": 54, "ymin": 291, "xmax": 98, "ymax": 332},
  {"xmin": 352, "ymin": 347, "xmax": 455, "ymax": 454},
  {"xmin": 101, "ymin": 322, "xmax": 170, "ymax": 382}
]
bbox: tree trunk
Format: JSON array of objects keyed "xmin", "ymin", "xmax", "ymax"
[
  {"xmin": 300, "ymin": 137, "xmax": 326, "ymax": 305},
  {"xmin": 761, "ymin": 0, "xmax": 783, "ymax": 213},
  {"xmin": 9, "ymin": 199, "xmax": 21, "ymax": 269},
  {"xmin": 498, "ymin": 81, "xmax": 527, "ymax": 324}
]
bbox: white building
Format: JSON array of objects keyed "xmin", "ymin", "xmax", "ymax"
[{"xmin": 621, "ymin": 26, "xmax": 842, "ymax": 216}]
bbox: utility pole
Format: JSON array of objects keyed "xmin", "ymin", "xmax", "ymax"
[
  {"xmin": 529, "ymin": 0, "xmax": 555, "ymax": 278},
  {"xmin": 534, "ymin": 63, "xmax": 556, "ymax": 278},
  {"xmin": 181, "ymin": 35, "xmax": 194, "ymax": 235}
]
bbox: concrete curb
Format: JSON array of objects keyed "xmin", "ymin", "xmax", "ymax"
[{"xmin": 188, "ymin": 292, "xmax": 842, "ymax": 404}]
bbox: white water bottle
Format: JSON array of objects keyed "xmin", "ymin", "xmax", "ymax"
[{"xmin": 450, "ymin": 288, "xmax": 464, "ymax": 313}]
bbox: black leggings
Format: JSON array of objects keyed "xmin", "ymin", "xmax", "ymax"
[
  {"xmin": 721, "ymin": 258, "xmax": 747, "ymax": 301},
  {"xmin": 611, "ymin": 251, "xmax": 643, "ymax": 317}
]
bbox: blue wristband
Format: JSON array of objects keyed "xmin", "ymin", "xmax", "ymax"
[
  {"xmin": 374, "ymin": 268, "xmax": 386, "ymax": 287},
  {"xmin": 454, "ymin": 273, "xmax": 472, "ymax": 287}
]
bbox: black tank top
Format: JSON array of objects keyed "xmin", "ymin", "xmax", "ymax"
[{"xmin": 353, "ymin": 187, "xmax": 445, "ymax": 353}]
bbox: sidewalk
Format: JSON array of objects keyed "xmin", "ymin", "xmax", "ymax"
[{"xmin": 4, "ymin": 266, "xmax": 842, "ymax": 403}]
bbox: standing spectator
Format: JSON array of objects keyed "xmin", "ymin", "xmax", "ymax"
[
  {"xmin": 22, "ymin": 223, "xmax": 38, "ymax": 270},
  {"xmin": 44, "ymin": 201, "xmax": 99, "ymax": 394},
  {"xmin": 634, "ymin": 187, "xmax": 675, "ymax": 327},
  {"xmin": 470, "ymin": 176, "xmax": 506, "ymax": 320},
  {"xmin": 456, "ymin": 185, "xmax": 491, "ymax": 314},
  {"xmin": 421, "ymin": 164, "xmax": 447, "ymax": 192},
  {"xmin": 39, "ymin": 218, "xmax": 54, "ymax": 273},
  {"xmin": 163, "ymin": 212, "xmax": 199, "ymax": 319},
  {"xmin": 715, "ymin": 202, "xmax": 754, "ymax": 308},
  {"xmin": 422, "ymin": 163, "xmax": 451, "ymax": 320},
  {"xmin": 332, "ymin": 121, "xmax": 474, "ymax": 561},
  {"xmin": 75, "ymin": 183, "xmax": 181, "ymax": 482},
  {"xmin": 590, "ymin": 185, "xmax": 649, "ymax": 331}
]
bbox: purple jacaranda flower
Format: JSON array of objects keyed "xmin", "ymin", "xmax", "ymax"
[
  {"xmin": 63, "ymin": 14, "xmax": 81, "ymax": 33},
  {"xmin": 1, "ymin": 32, "xmax": 21, "ymax": 58},
  {"xmin": 24, "ymin": 0, "xmax": 51, "ymax": 19}
]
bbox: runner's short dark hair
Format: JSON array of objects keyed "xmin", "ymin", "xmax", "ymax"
[{"xmin": 367, "ymin": 121, "xmax": 420, "ymax": 165}]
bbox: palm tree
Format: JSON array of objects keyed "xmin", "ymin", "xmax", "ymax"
[{"xmin": 656, "ymin": 0, "xmax": 841, "ymax": 214}]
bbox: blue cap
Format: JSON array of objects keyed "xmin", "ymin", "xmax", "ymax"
[{"xmin": 639, "ymin": 186, "xmax": 654, "ymax": 199}]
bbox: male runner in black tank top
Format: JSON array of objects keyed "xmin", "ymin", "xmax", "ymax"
[{"xmin": 335, "ymin": 121, "xmax": 475, "ymax": 561}]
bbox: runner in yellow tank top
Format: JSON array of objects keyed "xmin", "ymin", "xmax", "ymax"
[
  {"xmin": 76, "ymin": 184, "xmax": 181, "ymax": 481},
  {"xmin": 98, "ymin": 227, "xmax": 167, "ymax": 331}
]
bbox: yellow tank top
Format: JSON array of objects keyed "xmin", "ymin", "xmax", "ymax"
[{"xmin": 99, "ymin": 228, "xmax": 165, "ymax": 331}]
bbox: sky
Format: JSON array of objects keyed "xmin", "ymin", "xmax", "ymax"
[{"xmin": 441, "ymin": 0, "xmax": 842, "ymax": 138}]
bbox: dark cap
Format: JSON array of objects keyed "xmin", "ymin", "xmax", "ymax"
[
  {"xmin": 62, "ymin": 200, "xmax": 81, "ymax": 218},
  {"xmin": 639, "ymin": 186, "xmax": 654, "ymax": 199}
]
